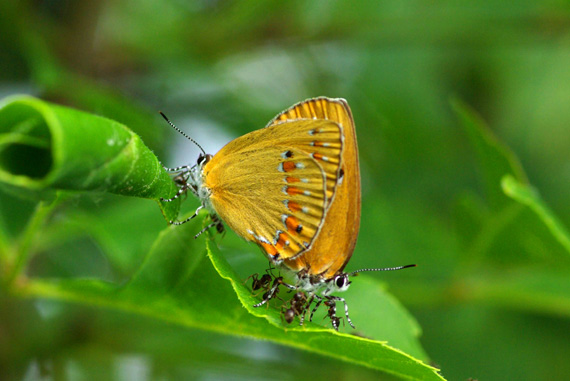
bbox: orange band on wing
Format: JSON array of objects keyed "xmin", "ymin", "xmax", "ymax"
[
  {"xmin": 286, "ymin": 176, "xmax": 300, "ymax": 183},
  {"xmin": 259, "ymin": 241, "xmax": 278, "ymax": 256},
  {"xmin": 286, "ymin": 201, "xmax": 301, "ymax": 212},
  {"xmin": 286, "ymin": 186, "xmax": 303, "ymax": 196},
  {"xmin": 275, "ymin": 232, "xmax": 290, "ymax": 250},
  {"xmin": 285, "ymin": 215, "xmax": 300, "ymax": 233}
]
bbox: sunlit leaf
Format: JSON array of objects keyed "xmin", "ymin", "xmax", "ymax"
[{"xmin": 16, "ymin": 215, "xmax": 443, "ymax": 380}]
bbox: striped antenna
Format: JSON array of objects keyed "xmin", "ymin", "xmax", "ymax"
[
  {"xmin": 349, "ymin": 264, "xmax": 416, "ymax": 276},
  {"xmin": 159, "ymin": 111, "xmax": 206, "ymax": 156}
]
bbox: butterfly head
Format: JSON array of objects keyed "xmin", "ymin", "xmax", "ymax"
[
  {"xmin": 321, "ymin": 272, "xmax": 352, "ymax": 296},
  {"xmin": 197, "ymin": 153, "xmax": 213, "ymax": 167},
  {"xmin": 291, "ymin": 269, "xmax": 351, "ymax": 296},
  {"xmin": 187, "ymin": 153, "xmax": 216, "ymax": 212},
  {"xmin": 159, "ymin": 111, "xmax": 215, "ymax": 209},
  {"xmin": 298, "ymin": 264, "xmax": 417, "ymax": 297}
]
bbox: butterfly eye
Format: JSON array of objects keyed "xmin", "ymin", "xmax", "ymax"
[
  {"xmin": 334, "ymin": 274, "xmax": 351, "ymax": 290},
  {"xmin": 197, "ymin": 154, "xmax": 212, "ymax": 166}
]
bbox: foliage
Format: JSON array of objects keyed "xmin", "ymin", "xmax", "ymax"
[
  {"xmin": 0, "ymin": 96, "xmax": 441, "ymax": 379},
  {"xmin": 1, "ymin": 1, "xmax": 570, "ymax": 380}
]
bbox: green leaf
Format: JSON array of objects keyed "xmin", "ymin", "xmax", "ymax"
[
  {"xmin": 451, "ymin": 99, "xmax": 569, "ymax": 266},
  {"xmin": 15, "ymin": 215, "xmax": 443, "ymax": 380},
  {"xmin": 502, "ymin": 175, "xmax": 570, "ymax": 256},
  {"xmin": 451, "ymin": 99, "xmax": 527, "ymax": 211},
  {"xmin": 460, "ymin": 268, "xmax": 570, "ymax": 317},
  {"xmin": 208, "ymin": 235, "xmax": 430, "ymax": 358},
  {"xmin": 37, "ymin": 197, "xmax": 168, "ymax": 277},
  {"xmin": 0, "ymin": 95, "xmax": 179, "ymax": 222},
  {"xmin": 341, "ymin": 276, "xmax": 429, "ymax": 361}
]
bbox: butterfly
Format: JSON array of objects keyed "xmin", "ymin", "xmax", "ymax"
[{"xmin": 161, "ymin": 97, "xmax": 414, "ymax": 329}]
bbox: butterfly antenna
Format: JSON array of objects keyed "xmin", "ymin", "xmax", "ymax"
[
  {"xmin": 349, "ymin": 264, "xmax": 416, "ymax": 276},
  {"xmin": 159, "ymin": 111, "xmax": 206, "ymax": 156}
]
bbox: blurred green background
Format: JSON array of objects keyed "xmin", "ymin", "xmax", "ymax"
[{"xmin": 1, "ymin": 0, "xmax": 570, "ymax": 380}]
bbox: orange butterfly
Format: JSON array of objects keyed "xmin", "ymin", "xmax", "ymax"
[{"xmin": 161, "ymin": 97, "xmax": 414, "ymax": 329}]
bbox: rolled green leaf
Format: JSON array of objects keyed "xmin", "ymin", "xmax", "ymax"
[{"xmin": 0, "ymin": 95, "xmax": 180, "ymax": 222}]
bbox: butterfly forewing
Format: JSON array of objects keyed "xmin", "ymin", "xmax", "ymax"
[{"xmin": 203, "ymin": 119, "xmax": 344, "ymax": 262}]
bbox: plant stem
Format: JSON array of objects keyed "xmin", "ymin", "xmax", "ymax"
[
  {"xmin": 5, "ymin": 194, "xmax": 63, "ymax": 288},
  {"xmin": 0, "ymin": 225, "xmax": 11, "ymax": 264}
]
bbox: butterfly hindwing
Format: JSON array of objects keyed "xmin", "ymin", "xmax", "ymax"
[
  {"xmin": 272, "ymin": 97, "xmax": 362, "ymax": 279},
  {"xmin": 267, "ymin": 97, "xmax": 355, "ymax": 209}
]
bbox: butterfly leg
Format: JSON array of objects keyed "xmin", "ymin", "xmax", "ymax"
[
  {"xmin": 253, "ymin": 281, "xmax": 280, "ymax": 308},
  {"xmin": 280, "ymin": 281, "xmax": 297, "ymax": 291},
  {"xmin": 309, "ymin": 294, "xmax": 324, "ymax": 322},
  {"xmin": 327, "ymin": 295, "xmax": 355, "ymax": 329},
  {"xmin": 323, "ymin": 299, "xmax": 341, "ymax": 331},
  {"xmin": 211, "ymin": 214, "xmax": 225, "ymax": 234},
  {"xmin": 163, "ymin": 165, "xmax": 192, "ymax": 172},
  {"xmin": 299, "ymin": 294, "xmax": 315, "ymax": 326},
  {"xmin": 161, "ymin": 179, "xmax": 191, "ymax": 203},
  {"xmin": 169, "ymin": 205, "xmax": 203, "ymax": 225},
  {"xmin": 194, "ymin": 214, "xmax": 224, "ymax": 238},
  {"xmin": 161, "ymin": 166, "xmax": 194, "ymax": 202},
  {"xmin": 194, "ymin": 220, "xmax": 217, "ymax": 238}
]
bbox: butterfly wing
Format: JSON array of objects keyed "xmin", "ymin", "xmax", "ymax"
[
  {"xmin": 273, "ymin": 98, "xmax": 362, "ymax": 280},
  {"xmin": 203, "ymin": 118, "xmax": 344, "ymax": 262}
]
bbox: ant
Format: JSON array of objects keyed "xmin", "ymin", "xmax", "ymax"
[{"xmin": 281, "ymin": 291, "xmax": 309, "ymax": 325}]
